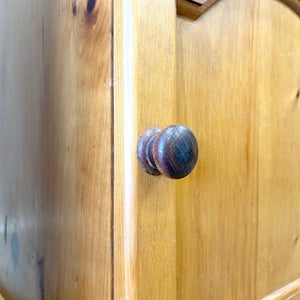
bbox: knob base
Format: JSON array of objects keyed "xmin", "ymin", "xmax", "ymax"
[{"xmin": 137, "ymin": 127, "xmax": 162, "ymax": 176}]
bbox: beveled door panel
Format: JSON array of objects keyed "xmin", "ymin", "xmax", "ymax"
[{"xmin": 176, "ymin": 0, "xmax": 300, "ymax": 298}]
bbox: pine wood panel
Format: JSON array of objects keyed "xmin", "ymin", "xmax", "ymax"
[
  {"xmin": 176, "ymin": 0, "xmax": 300, "ymax": 299},
  {"xmin": 256, "ymin": 1, "xmax": 300, "ymax": 298},
  {"xmin": 114, "ymin": 0, "xmax": 177, "ymax": 299},
  {"xmin": 0, "ymin": 0, "xmax": 113, "ymax": 299},
  {"xmin": 177, "ymin": 1, "xmax": 258, "ymax": 298},
  {"xmin": 0, "ymin": 1, "xmax": 45, "ymax": 298}
]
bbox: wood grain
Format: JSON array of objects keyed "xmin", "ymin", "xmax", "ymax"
[
  {"xmin": 176, "ymin": 0, "xmax": 300, "ymax": 299},
  {"xmin": 177, "ymin": 1, "xmax": 258, "ymax": 298},
  {"xmin": 114, "ymin": 0, "xmax": 177, "ymax": 299},
  {"xmin": 1, "ymin": 0, "xmax": 299, "ymax": 299},
  {"xmin": 0, "ymin": 2, "xmax": 45, "ymax": 298},
  {"xmin": 256, "ymin": 1, "xmax": 300, "ymax": 298},
  {"xmin": 0, "ymin": 0, "xmax": 113, "ymax": 299}
]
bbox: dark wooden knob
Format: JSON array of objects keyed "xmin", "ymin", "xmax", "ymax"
[{"xmin": 137, "ymin": 125, "xmax": 198, "ymax": 179}]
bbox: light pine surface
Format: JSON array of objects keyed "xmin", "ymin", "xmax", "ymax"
[
  {"xmin": 176, "ymin": 0, "xmax": 300, "ymax": 299},
  {"xmin": 0, "ymin": 0, "xmax": 113, "ymax": 299},
  {"xmin": 177, "ymin": 0, "xmax": 259, "ymax": 298},
  {"xmin": 115, "ymin": 0, "xmax": 300, "ymax": 299},
  {"xmin": 1, "ymin": 0, "xmax": 300, "ymax": 299},
  {"xmin": 256, "ymin": 1, "xmax": 300, "ymax": 298},
  {"xmin": 0, "ymin": 1, "xmax": 45, "ymax": 298}
]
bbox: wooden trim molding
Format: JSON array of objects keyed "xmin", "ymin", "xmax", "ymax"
[
  {"xmin": 280, "ymin": 0, "xmax": 300, "ymax": 16},
  {"xmin": 177, "ymin": 0, "xmax": 221, "ymax": 19},
  {"xmin": 260, "ymin": 279, "xmax": 300, "ymax": 300},
  {"xmin": 176, "ymin": 0, "xmax": 300, "ymax": 19}
]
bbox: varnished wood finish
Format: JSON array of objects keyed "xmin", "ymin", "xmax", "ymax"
[
  {"xmin": 177, "ymin": 0, "xmax": 300, "ymax": 299},
  {"xmin": 256, "ymin": 2, "xmax": 300, "ymax": 297},
  {"xmin": 114, "ymin": 0, "xmax": 177, "ymax": 299},
  {"xmin": 0, "ymin": 2, "xmax": 45, "ymax": 298},
  {"xmin": 1, "ymin": 0, "xmax": 299, "ymax": 299},
  {"xmin": 137, "ymin": 125, "xmax": 198, "ymax": 179},
  {"xmin": 261, "ymin": 278, "xmax": 300, "ymax": 300},
  {"xmin": 177, "ymin": 1, "xmax": 258, "ymax": 296},
  {"xmin": 0, "ymin": 0, "xmax": 112, "ymax": 299}
]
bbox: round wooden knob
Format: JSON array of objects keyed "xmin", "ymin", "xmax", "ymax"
[{"xmin": 137, "ymin": 125, "xmax": 198, "ymax": 179}]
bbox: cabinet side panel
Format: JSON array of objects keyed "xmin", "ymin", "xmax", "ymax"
[{"xmin": 0, "ymin": 0, "xmax": 113, "ymax": 299}]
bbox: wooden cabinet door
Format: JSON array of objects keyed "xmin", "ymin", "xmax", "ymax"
[
  {"xmin": 176, "ymin": 1, "xmax": 300, "ymax": 299},
  {"xmin": 114, "ymin": 0, "xmax": 300, "ymax": 299},
  {"xmin": 0, "ymin": 0, "xmax": 299, "ymax": 299}
]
